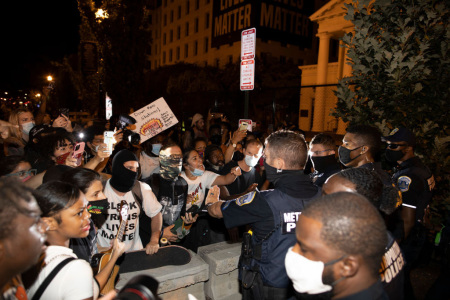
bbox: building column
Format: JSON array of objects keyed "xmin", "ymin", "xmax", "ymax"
[
  {"xmin": 337, "ymin": 36, "xmax": 352, "ymax": 135},
  {"xmin": 312, "ymin": 32, "xmax": 331, "ymax": 132}
]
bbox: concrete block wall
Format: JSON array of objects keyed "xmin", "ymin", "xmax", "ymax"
[{"xmin": 198, "ymin": 241, "xmax": 242, "ymax": 300}]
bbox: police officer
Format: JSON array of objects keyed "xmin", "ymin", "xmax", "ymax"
[
  {"xmin": 207, "ymin": 130, "xmax": 321, "ymax": 299},
  {"xmin": 384, "ymin": 127, "xmax": 434, "ymax": 299}
]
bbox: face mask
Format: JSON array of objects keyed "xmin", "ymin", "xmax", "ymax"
[
  {"xmin": 110, "ymin": 150, "xmax": 139, "ymax": 193},
  {"xmin": 21, "ymin": 121, "xmax": 35, "ymax": 136},
  {"xmin": 88, "ymin": 199, "xmax": 109, "ymax": 228},
  {"xmin": 285, "ymin": 247, "xmax": 344, "ymax": 294},
  {"xmin": 311, "ymin": 155, "xmax": 337, "ymax": 173},
  {"xmin": 385, "ymin": 149, "xmax": 405, "ymax": 163},
  {"xmin": 160, "ymin": 154, "xmax": 182, "ymax": 181},
  {"xmin": 151, "ymin": 143, "xmax": 162, "ymax": 156},
  {"xmin": 191, "ymin": 166, "xmax": 205, "ymax": 177},
  {"xmin": 338, "ymin": 146, "xmax": 363, "ymax": 166},
  {"xmin": 55, "ymin": 152, "xmax": 71, "ymax": 165},
  {"xmin": 244, "ymin": 155, "xmax": 259, "ymax": 167},
  {"xmin": 264, "ymin": 161, "xmax": 283, "ymax": 184}
]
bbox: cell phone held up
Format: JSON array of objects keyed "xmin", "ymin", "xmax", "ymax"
[
  {"xmin": 58, "ymin": 108, "xmax": 69, "ymax": 117},
  {"xmin": 239, "ymin": 121, "xmax": 248, "ymax": 132},
  {"xmin": 72, "ymin": 142, "xmax": 85, "ymax": 166},
  {"xmin": 104, "ymin": 131, "xmax": 115, "ymax": 155}
]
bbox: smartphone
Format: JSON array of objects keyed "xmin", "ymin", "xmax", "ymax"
[
  {"xmin": 239, "ymin": 121, "xmax": 248, "ymax": 132},
  {"xmin": 58, "ymin": 108, "xmax": 69, "ymax": 117},
  {"xmin": 72, "ymin": 142, "xmax": 85, "ymax": 166},
  {"xmin": 104, "ymin": 131, "xmax": 115, "ymax": 155}
]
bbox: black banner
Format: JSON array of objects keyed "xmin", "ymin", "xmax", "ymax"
[{"xmin": 212, "ymin": 0, "xmax": 314, "ymax": 49}]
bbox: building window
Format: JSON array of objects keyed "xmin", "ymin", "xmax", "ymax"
[
  {"xmin": 149, "ymin": 15, "xmax": 152, "ymax": 24},
  {"xmin": 184, "ymin": 44, "xmax": 189, "ymax": 58},
  {"xmin": 194, "ymin": 18, "xmax": 199, "ymax": 33},
  {"xmin": 186, "ymin": 1, "xmax": 190, "ymax": 14},
  {"xmin": 164, "ymin": 0, "xmax": 167, "ymax": 7},
  {"xmin": 178, "ymin": 6, "xmax": 181, "ymax": 19},
  {"xmin": 163, "ymin": 14, "xmax": 167, "ymax": 26},
  {"xmin": 176, "ymin": 47, "xmax": 180, "ymax": 60},
  {"xmin": 205, "ymin": 13, "xmax": 210, "ymax": 29},
  {"xmin": 170, "ymin": 10, "xmax": 173, "ymax": 23},
  {"xmin": 163, "ymin": 33, "xmax": 166, "ymax": 45},
  {"xmin": 163, "ymin": 51, "xmax": 166, "ymax": 64},
  {"xmin": 155, "ymin": 44, "xmax": 158, "ymax": 55},
  {"xmin": 185, "ymin": 22, "xmax": 189, "ymax": 36},
  {"xmin": 177, "ymin": 26, "xmax": 181, "ymax": 40},
  {"xmin": 195, "ymin": 0, "xmax": 199, "ymax": 10},
  {"xmin": 204, "ymin": 37, "xmax": 208, "ymax": 53},
  {"xmin": 206, "ymin": 0, "xmax": 210, "ymax": 4},
  {"xmin": 170, "ymin": 30, "xmax": 173, "ymax": 42},
  {"xmin": 194, "ymin": 40, "xmax": 198, "ymax": 56},
  {"xmin": 169, "ymin": 49, "xmax": 173, "ymax": 62}
]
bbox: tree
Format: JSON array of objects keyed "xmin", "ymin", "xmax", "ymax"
[{"xmin": 334, "ymin": 0, "xmax": 450, "ymax": 225}]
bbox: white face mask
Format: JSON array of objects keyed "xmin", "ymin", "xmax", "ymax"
[
  {"xmin": 21, "ymin": 121, "xmax": 35, "ymax": 136},
  {"xmin": 285, "ymin": 247, "xmax": 333, "ymax": 294},
  {"xmin": 244, "ymin": 155, "xmax": 259, "ymax": 167}
]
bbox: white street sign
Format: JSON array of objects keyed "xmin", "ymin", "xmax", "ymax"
[
  {"xmin": 240, "ymin": 59, "xmax": 255, "ymax": 91},
  {"xmin": 241, "ymin": 28, "xmax": 256, "ymax": 60}
]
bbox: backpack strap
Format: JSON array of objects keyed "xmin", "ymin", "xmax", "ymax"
[
  {"xmin": 131, "ymin": 181, "xmax": 143, "ymax": 213},
  {"xmin": 31, "ymin": 257, "xmax": 76, "ymax": 300}
]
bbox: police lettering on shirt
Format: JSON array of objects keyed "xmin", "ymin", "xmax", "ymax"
[
  {"xmin": 379, "ymin": 241, "xmax": 405, "ymax": 283},
  {"xmin": 282, "ymin": 211, "xmax": 302, "ymax": 234}
]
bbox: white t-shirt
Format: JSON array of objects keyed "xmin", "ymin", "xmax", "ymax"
[
  {"xmin": 140, "ymin": 152, "xmax": 160, "ymax": 179},
  {"xmin": 181, "ymin": 170, "xmax": 219, "ymax": 210},
  {"xmin": 97, "ymin": 180, "xmax": 162, "ymax": 252},
  {"xmin": 27, "ymin": 246, "xmax": 97, "ymax": 300}
]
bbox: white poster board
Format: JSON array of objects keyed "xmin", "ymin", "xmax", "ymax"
[{"xmin": 129, "ymin": 97, "xmax": 178, "ymax": 144}]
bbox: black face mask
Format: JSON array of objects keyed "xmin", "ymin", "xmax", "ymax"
[
  {"xmin": 311, "ymin": 154, "xmax": 337, "ymax": 173},
  {"xmin": 264, "ymin": 161, "xmax": 302, "ymax": 185},
  {"xmin": 338, "ymin": 146, "xmax": 363, "ymax": 166},
  {"xmin": 110, "ymin": 150, "xmax": 138, "ymax": 193},
  {"xmin": 87, "ymin": 199, "xmax": 109, "ymax": 229},
  {"xmin": 385, "ymin": 149, "xmax": 405, "ymax": 163}
]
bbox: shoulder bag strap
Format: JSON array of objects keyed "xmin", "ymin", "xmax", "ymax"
[{"xmin": 31, "ymin": 257, "xmax": 76, "ymax": 300}]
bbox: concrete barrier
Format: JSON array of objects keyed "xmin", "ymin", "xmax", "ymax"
[
  {"xmin": 115, "ymin": 250, "xmax": 209, "ymax": 300},
  {"xmin": 198, "ymin": 241, "xmax": 242, "ymax": 300}
]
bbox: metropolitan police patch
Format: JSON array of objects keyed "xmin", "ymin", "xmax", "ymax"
[
  {"xmin": 235, "ymin": 191, "xmax": 256, "ymax": 206},
  {"xmin": 397, "ymin": 176, "xmax": 412, "ymax": 192}
]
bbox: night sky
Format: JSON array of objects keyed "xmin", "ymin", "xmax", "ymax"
[{"xmin": 0, "ymin": 0, "xmax": 80, "ymax": 91}]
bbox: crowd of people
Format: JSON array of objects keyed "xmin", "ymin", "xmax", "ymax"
[{"xmin": 0, "ymin": 106, "xmax": 447, "ymax": 300}]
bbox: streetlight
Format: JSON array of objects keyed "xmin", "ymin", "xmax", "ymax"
[
  {"xmin": 47, "ymin": 75, "xmax": 54, "ymax": 90},
  {"xmin": 35, "ymin": 93, "xmax": 41, "ymax": 98},
  {"xmin": 95, "ymin": 9, "xmax": 109, "ymax": 22}
]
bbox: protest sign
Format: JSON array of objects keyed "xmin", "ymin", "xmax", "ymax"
[{"xmin": 130, "ymin": 97, "xmax": 178, "ymax": 143}]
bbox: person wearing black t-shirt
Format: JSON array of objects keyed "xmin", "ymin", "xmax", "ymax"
[{"xmin": 219, "ymin": 139, "xmax": 263, "ymax": 199}]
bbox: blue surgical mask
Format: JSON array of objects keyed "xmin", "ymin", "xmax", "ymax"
[
  {"xmin": 244, "ymin": 155, "xmax": 259, "ymax": 167},
  {"xmin": 151, "ymin": 143, "xmax": 162, "ymax": 156},
  {"xmin": 192, "ymin": 167, "xmax": 205, "ymax": 177},
  {"xmin": 22, "ymin": 121, "xmax": 35, "ymax": 136}
]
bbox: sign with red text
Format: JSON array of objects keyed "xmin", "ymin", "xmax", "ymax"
[
  {"xmin": 241, "ymin": 28, "xmax": 256, "ymax": 60},
  {"xmin": 240, "ymin": 59, "xmax": 255, "ymax": 91},
  {"xmin": 239, "ymin": 119, "xmax": 253, "ymax": 131},
  {"xmin": 129, "ymin": 97, "xmax": 178, "ymax": 144}
]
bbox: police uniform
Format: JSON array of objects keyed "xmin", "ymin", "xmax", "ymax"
[
  {"xmin": 221, "ymin": 172, "xmax": 320, "ymax": 298},
  {"xmin": 393, "ymin": 156, "xmax": 432, "ymax": 222}
]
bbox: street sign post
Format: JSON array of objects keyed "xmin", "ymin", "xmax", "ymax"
[{"xmin": 240, "ymin": 28, "xmax": 256, "ymax": 117}]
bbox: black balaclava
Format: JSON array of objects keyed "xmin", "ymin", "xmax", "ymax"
[{"xmin": 110, "ymin": 149, "xmax": 138, "ymax": 193}]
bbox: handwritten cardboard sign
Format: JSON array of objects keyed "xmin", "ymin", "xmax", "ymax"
[{"xmin": 130, "ymin": 97, "xmax": 179, "ymax": 144}]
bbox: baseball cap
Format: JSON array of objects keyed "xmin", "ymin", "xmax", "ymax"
[
  {"xmin": 191, "ymin": 113, "xmax": 203, "ymax": 127},
  {"xmin": 382, "ymin": 127, "xmax": 416, "ymax": 146}
]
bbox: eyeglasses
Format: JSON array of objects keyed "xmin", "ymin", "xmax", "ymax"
[
  {"xmin": 6, "ymin": 169, "xmax": 37, "ymax": 178},
  {"xmin": 386, "ymin": 143, "xmax": 408, "ymax": 150}
]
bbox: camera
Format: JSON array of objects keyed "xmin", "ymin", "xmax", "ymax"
[
  {"xmin": 117, "ymin": 115, "xmax": 141, "ymax": 145},
  {"xmin": 115, "ymin": 275, "xmax": 160, "ymax": 300},
  {"xmin": 186, "ymin": 204, "xmax": 208, "ymax": 217}
]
